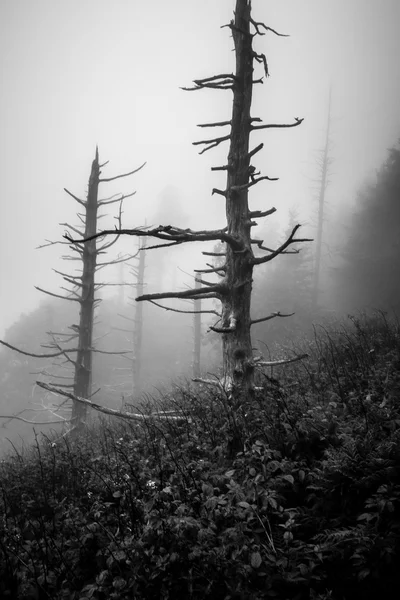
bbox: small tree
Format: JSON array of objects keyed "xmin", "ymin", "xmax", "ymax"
[{"xmin": 66, "ymin": 0, "xmax": 310, "ymax": 404}]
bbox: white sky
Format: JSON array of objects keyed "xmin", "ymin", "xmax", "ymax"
[{"xmin": 1, "ymin": 0, "xmax": 399, "ymax": 336}]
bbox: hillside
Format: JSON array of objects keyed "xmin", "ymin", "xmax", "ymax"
[{"xmin": 1, "ymin": 311, "xmax": 400, "ymax": 599}]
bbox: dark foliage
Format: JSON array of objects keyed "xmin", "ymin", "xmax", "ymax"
[{"xmin": 1, "ymin": 312, "xmax": 400, "ymax": 599}]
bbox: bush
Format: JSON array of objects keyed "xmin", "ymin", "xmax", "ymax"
[{"xmin": 1, "ymin": 312, "xmax": 400, "ymax": 599}]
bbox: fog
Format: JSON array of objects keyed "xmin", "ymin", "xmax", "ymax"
[
  {"xmin": 1, "ymin": 1, "xmax": 400, "ymax": 452},
  {"xmin": 0, "ymin": 0, "xmax": 399, "ymax": 335}
]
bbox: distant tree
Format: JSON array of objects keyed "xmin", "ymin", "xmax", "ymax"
[
  {"xmin": 335, "ymin": 140, "xmax": 400, "ymax": 314},
  {"xmin": 113, "ymin": 240, "xmax": 148, "ymax": 400},
  {"xmin": 66, "ymin": 0, "xmax": 310, "ymax": 406},
  {"xmin": 312, "ymin": 89, "xmax": 333, "ymax": 311}
]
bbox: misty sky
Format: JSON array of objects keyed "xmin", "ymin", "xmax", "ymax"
[{"xmin": 1, "ymin": 0, "xmax": 399, "ymax": 337}]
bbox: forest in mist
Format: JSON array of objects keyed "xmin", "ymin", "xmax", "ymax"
[
  {"xmin": 0, "ymin": 0, "xmax": 399, "ymax": 450},
  {"xmin": 1, "ymin": 2, "xmax": 400, "ymax": 599},
  {"xmin": 1, "ymin": 137, "xmax": 400, "ymax": 451}
]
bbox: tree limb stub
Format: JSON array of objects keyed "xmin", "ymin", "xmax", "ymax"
[
  {"xmin": 249, "ymin": 207, "xmax": 276, "ymax": 218},
  {"xmin": 197, "ymin": 120, "xmax": 232, "ymax": 128},
  {"xmin": 202, "ymin": 251, "xmax": 226, "ymax": 257},
  {"xmin": 211, "ymin": 165, "xmax": 230, "ymax": 172},
  {"xmin": 212, "ymin": 188, "xmax": 227, "ymax": 197},
  {"xmin": 253, "ymin": 52, "xmax": 269, "ymax": 78},
  {"xmin": 247, "ymin": 143, "xmax": 264, "ymax": 159},
  {"xmin": 210, "ymin": 313, "xmax": 237, "ymax": 333}
]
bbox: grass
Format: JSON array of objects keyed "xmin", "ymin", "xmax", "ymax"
[{"xmin": 1, "ymin": 311, "xmax": 400, "ymax": 599}]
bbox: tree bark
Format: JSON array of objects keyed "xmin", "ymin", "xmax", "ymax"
[
  {"xmin": 193, "ymin": 277, "xmax": 201, "ymax": 378},
  {"xmin": 71, "ymin": 148, "xmax": 100, "ymax": 426},
  {"xmin": 221, "ymin": 0, "xmax": 255, "ymax": 399},
  {"xmin": 132, "ymin": 243, "xmax": 145, "ymax": 397}
]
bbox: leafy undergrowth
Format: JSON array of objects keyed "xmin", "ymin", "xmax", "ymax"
[{"xmin": 1, "ymin": 311, "xmax": 400, "ymax": 599}]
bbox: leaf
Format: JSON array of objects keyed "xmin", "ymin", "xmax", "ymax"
[
  {"xmin": 249, "ymin": 468, "xmax": 257, "ymax": 477},
  {"xmin": 298, "ymin": 469, "xmax": 305, "ymax": 483},
  {"xmin": 298, "ymin": 563, "xmax": 308, "ymax": 575},
  {"xmin": 357, "ymin": 512, "xmax": 374, "ymax": 522},
  {"xmin": 225, "ymin": 469, "xmax": 235, "ymax": 478},
  {"xmin": 284, "ymin": 531, "xmax": 293, "ymax": 542},
  {"xmin": 201, "ymin": 483, "xmax": 214, "ymax": 497},
  {"xmin": 96, "ymin": 570, "xmax": 110, "ymax": 585},
  {"xmin": 268, "ymin": 496, "xmax": 278, "ymax": 509},
  {"xmin": 358, "ymin": 568, "xmax": 370, "ymax": 581},
  {"xmin": 251, "ymin": 551, "xmax": 262, "ymax": 569},
  {"xmin": 113, "ymin": 576, "xmax": 127, "ymax": 591},
  {"xmin": 282, "ymin": 474, "xmax": 294, "ymax": 485},
  {"xmin": 238, "ymin": 501, "xmax": 251, "ymax": 509},
  {"xmin": 112, "ymin": 490, "xmax": 123, "ymax": 499}
]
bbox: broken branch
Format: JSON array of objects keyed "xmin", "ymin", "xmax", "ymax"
[
  {"xmin": 253, "ymin": 225, "xmax": 313, "ymax": 265},
  {"xmin": 251, "ymin": 311, "xmax": 294, "ymax": 325},
  {"xmin": 254, "ymin": 354, "xmax": 309, "ymax": 367},
  {"xmin": 99, "ymin": 161, "xmax": 146, "ymax": 183},
  {"xmin": 37, "ymin": 382, "xmax": 188, "ymax": 423},
  {"xmin": 251, "ymin": 117, "xmax": 304, "ymax": 131}
]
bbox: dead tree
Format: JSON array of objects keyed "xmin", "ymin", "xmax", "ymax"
[
  {"xmin": 0, "ymin": 148, "xmax": 144, "ymax": 432},
  {"xmin": 65, "ymin": 0, "xmax": 311, "ymax": 403},
  {"xmin": 133, "ymin": 243, "xmax": 146, "ymax": 396},
  {"xmin": 113, "ymin": 240, "xmax": 147, "ymax": 402},
  {"xmin": 312, "ymin": 89, "xmax": 332, "ymax": 311},
  {"xmin": 193, "ymin": 277, "xmax": 202, "ymax": 378}
]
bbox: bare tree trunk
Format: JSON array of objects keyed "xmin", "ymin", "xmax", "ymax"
[
  {"xmin": 312, "ymin": 89, "xmax": 332, "ymax": 311},
  {"xmin": 214, "ymin": 0, "xmax": 255, "ymax": 400},
  {"xmin": 72, "ymin": 149, "xmax": 100, "ymax": 426},
  {"xmin": 132, "ymin": 243, "xmax": 146, "ymax": 397},
  {"xmin": 193, "ymin": 277, "xmax": 201, "ymax": 378}
]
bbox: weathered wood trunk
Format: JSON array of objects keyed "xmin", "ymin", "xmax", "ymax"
[
  {"xmin": 72, "ymin": 149, "xmax": 100, "ymax": 426},
  {"xmin": 132, "ymin": 243, "xmax": 146, "ymax": 397},
  {"xmin": 193, "ymin": 277, "xmax": 201, "ymax": 378},
  {"xmin": 222, "ymin": 0, "xmax": 255, "ymax": 398}
]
